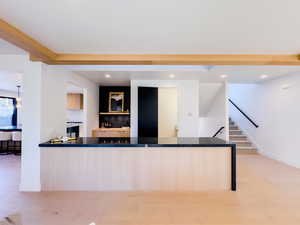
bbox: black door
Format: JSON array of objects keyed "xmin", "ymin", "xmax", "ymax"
[{"xmin": 138, "ymin": 87, "xmax": 158, "ymax": 137}]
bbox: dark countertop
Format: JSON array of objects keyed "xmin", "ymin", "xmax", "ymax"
[
  {"xmin": 0, "ymin": 126, "xmax": 22, "ymax": 131},
  {"xmin": 39, "ymin": 137, "xmax": 236, "ymax": 148}
]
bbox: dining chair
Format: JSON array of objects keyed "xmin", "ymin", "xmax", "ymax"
[{"xmin": 0, "ymin": 132, "xmax": 12, "ymax": 155}]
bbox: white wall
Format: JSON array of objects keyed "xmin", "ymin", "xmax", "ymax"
[
  {"xmin": 66, "ymin": 110, "xmax": 84, "ymax": 122},
  {"xmin": 198, "ymin": 83, "xmax": 229, "ymax": 140},
  {"xmin": 41, "ymin": 70, "xmax": 99, "ymax": 137},
  {"xmin": 0, "ymin": 89, "xmax": 18, "ymax": 97},
  {"xmin": 23, "ymin": 68, "xmax": 99, "ymax": 142},
  {"xmin": 198, "ymin": 83, "xmax": 223, "ymax": 117},
  {"xmin": 0, "ymin": 55, "xmax": 27, "ymax": 71},
  {"xmin": 229, "ymin": 74, "xmax": 300, "ymax": 168},
  {"xmin": 131, "ymin": 80, "xmax": 199, "ymax": 137},
  {"xmin": 158, "ymin": 87, "xmax": 178, "ymax": 137},
  {"xmin": 67, "ymin": 72, "xmax": 99, "ymax": 136},
  {"xmin": 0, "ymin": 89, "xmax": 22, "ymax": 125}
]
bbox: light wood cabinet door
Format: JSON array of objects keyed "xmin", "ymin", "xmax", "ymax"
[{"xmin": 67, "ymin": 93, "xmax": 83, "ymax": 110}]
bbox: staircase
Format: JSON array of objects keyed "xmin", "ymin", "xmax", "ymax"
[{"xmin": 229, "ymin": 118, "xmax": 257, "ymax": 154}]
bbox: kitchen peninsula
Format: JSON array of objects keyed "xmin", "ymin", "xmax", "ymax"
[{"xmin": 39, "ymin": 137, "xmax": 236, "ymax": 191}]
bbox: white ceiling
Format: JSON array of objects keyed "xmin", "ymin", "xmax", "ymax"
[
  {"xmin": 73, "ymin": 65, "xmax": 300, "ymax": 86},
  {"xmin": 1, "ymin": 0, "xmax": 300, "ymax": 54}
]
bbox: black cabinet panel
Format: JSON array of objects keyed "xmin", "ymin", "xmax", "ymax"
[{"xmin": 138, "ymin": 87, "xmax": 158, "ymax": 137}]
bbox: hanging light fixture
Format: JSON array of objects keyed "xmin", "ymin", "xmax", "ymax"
[{"xmin": 16, "ymin": 85, "xmax": 22, "ymax": 108}]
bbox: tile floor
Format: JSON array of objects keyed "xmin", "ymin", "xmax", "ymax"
[{"xmin": 1, "ymin": 154, "xmax": 300, "ymax": 225}]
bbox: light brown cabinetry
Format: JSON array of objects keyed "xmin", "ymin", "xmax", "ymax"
[
  {"xmin": 67, "ymin": 93, "xmax": 83, "ymax": 110},
  {"xmin": 92, "ymin": 128, "xmax": 130, "ymax": 137}
]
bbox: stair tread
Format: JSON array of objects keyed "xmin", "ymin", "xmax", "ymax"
[
  {"xmin": 237, "ymin": 150, "xmax": 258, "ymax": 155},
  {"xmin": 230, "ymin": 119, "xmax": 257, "ymax": 152},
  {"xmin": 237, "ymin": 146, "xmax": 257, "ymax": 150}
]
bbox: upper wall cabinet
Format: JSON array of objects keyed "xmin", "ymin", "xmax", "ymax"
[{"xmin": 67, "ymin": 93, "xmax": 83, "ymax": 110}]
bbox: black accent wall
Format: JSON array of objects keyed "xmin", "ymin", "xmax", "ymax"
[{"xmin": 99, "ymin": 86, "xmax": 130, "ymax": 128}]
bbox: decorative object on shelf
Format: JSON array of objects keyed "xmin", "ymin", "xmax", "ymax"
[
  {"xmin": 109, "ymin": 92, "xmax": 124, "ymax": 112},
  {"xmin": 16, "ymin": 85, "xmax": 22, "ymax": 108},
  {"xmin": 49, "ymin": 136, "xmax": 76, "ymax": 143},
  {"xmin": 99, "ymin": 112, "xmax": 130, "ymax": 115},
  {"xmin": 101, "ymin": 121, "xmax": 112, "ymax": 128}
]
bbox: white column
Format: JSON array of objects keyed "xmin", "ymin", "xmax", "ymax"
[
  {"xmin": 20, "ymin": 61, "xmax": 44, "ymax": 192},
  {"xmin": 20, "ymin": 64, "xmax": 68, "ymax": 191}
]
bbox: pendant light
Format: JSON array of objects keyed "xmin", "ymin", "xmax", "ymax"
[{"xmin": 16, "ymin": 85, "xmax": 22, "ymax": 108}]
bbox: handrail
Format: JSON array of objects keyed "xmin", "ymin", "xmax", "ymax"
[
  {"xmin": 213, "ymin": 126, "xmax": 225, "ymax": 137},
  {"xmin": 228, "ymin": 98, "xmax": 259, "ymax": 128}
]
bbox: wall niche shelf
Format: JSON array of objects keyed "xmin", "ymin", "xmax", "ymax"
[
  {"xmin": 100, "ymin": 112, "xmax": 130, "ymax": 115},
  {"xmin": 99, "ymin": 86, "xmax": 130, "ymax": 128}
]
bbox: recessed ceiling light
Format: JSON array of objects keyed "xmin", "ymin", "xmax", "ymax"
[
  {"xmin": 260, "ymin": 74, "xmax": 268, "ymax": 79},
  {"xmin": 105, "ymin": 74, "xmax": 111, "ymax": 78},
  {"xmin": 169, "ymin": 74, "xmax": 175, "ymax": 78},
  {"xmin": 220, "ymin": 74, "xmax": 227, "ymax": 79}
]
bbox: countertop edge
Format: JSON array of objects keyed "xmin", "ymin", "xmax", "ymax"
[{"xmin": 39, "ymin": 143, "xmax": 236, "ymax": 148}]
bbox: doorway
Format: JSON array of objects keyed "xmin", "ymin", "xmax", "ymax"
[
  {"xmin": 138, "ymin": 87, "xmax": 178, "ymax": 138},
  {"xmin": 158, "ymin": 87, "xmax": 178, "ymax": 137}
]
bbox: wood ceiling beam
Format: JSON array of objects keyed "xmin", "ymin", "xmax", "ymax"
[
  {"xmin": 50, "ymin": 54, "xmax": 300, "ymax": 65},
  {"xmin": 1, "ymin": 19, "xmax": 300, "ymax": 65},
  {"xmin": 0, "ymin": 19, "xmax": 56, "ymax": 61}
]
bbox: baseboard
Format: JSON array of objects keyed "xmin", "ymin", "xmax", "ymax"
[{"xmin": 258, "ymin": 150, "xmax": 300, "ymax": 169}]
